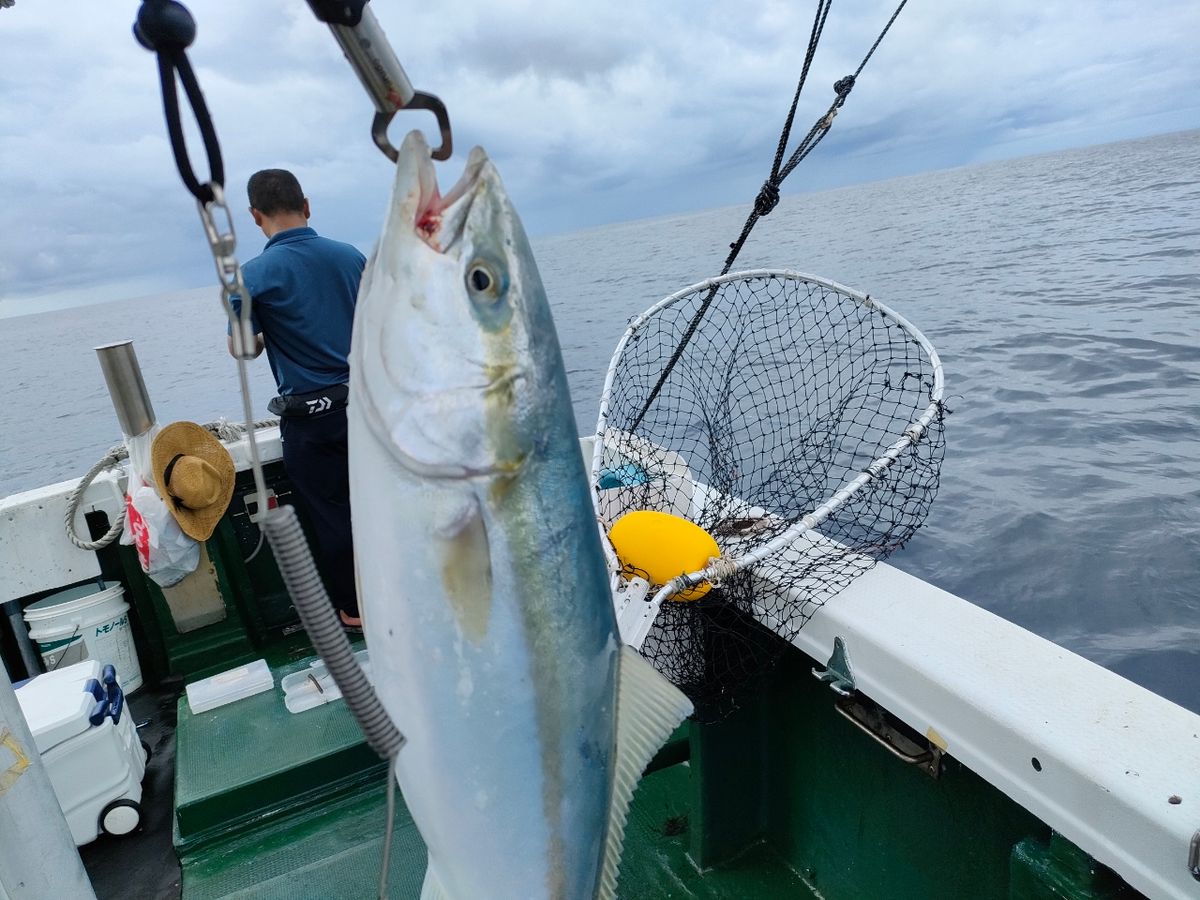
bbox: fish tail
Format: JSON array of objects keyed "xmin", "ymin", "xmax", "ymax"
[{"xmin": 598, "ymin": 646, "xmax": 694, "ymax": 899}]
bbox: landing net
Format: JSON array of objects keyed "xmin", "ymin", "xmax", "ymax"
[{"xmin": 592, "ymin": 270, "xmax": 945, "ymax": 719}]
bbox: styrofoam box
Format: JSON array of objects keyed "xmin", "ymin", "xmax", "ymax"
[{"xmin": 186, "ymin": 659, "xmax": 273, "ymax": 714}]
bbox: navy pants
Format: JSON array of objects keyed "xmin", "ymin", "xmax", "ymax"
[{"xmin": 279, "ymin": 408, "xmax": 359, "ymax": 619}]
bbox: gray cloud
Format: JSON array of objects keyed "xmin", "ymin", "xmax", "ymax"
[
  {"xmin": 452, "ymin": 12, "xmax": 634, "ymax": 82},
  {"xmin": 1, "ymin": 0, "xmax": 1198, "ymax": 315}
]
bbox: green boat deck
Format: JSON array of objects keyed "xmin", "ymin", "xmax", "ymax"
[
  {"xmin": 174, "ymin": 649, "xmax": 382, "ymax": 852},
  {"xmin": 180, "ymin": 755, "xmax": 814, "ymax": 899},
  {"xmin": 175, "ymin": 653, "xmax": 814, "ymax": 899},
  {"xmin": 173, "ymin": 642, "xmax": 1142, "ymax": 900}
]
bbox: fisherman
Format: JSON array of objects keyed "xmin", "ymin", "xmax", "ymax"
[{"xmin": 228, "ymin": 169, "xmax": 365, "ymax": 630}]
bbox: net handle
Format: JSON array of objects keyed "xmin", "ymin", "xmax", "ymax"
[{"xmin": 592, "ymin": 269, "xmax": 945, "ymax": 603}]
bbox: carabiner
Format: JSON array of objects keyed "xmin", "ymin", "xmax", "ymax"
[{"xmin": 372, "ymin": 94, "xmax": 453, "ymax": 163}]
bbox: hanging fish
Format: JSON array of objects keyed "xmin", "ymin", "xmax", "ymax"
[{"xmin": 348, "ymin": 130, "xmax": 693, "ymax": 900}]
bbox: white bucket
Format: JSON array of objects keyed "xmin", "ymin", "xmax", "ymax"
[{"xmin": 24, "ymin": 583, "xmax": 143, "ymax": 693}]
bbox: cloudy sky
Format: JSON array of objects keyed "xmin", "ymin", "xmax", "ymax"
[{"xmin": 1, "ymin": 0, "xmax": 1197, "ymax": 317}]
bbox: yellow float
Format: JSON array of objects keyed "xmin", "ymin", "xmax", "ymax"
[{"xmin": 608, "ymin": 510, "xmax": 721, "ymax": 601}]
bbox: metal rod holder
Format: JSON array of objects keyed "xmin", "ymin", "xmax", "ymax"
[{"xmin": 95, "ymin": 341, "xmax": 157, "ymax": 439}]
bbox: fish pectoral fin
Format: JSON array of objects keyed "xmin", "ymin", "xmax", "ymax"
[
  {"xmin": 420, "ymin": 860, "xmax": 451, "ymax": 900},
  {"xmin": 438, "ymin": 494, "xmax": 493, "ymax": 644},
  {"xmin": 598, "ymin": 645, "xmax": 694, "ymax": 900}
]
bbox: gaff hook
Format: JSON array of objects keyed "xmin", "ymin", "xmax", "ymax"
[
  {"xmin": 371, "ymin": 94, "xmax": 453, "ymax": 164},
  {"xmin": 307, "ymin": 1, "xmax": 453, "ymax": 162}
]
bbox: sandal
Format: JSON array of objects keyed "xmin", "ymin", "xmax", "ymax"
[{"xmin": 339, "ymin": 610, "xmax": 364, "ymax": 635}]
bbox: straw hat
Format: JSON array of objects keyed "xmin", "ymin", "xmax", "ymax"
[{"xmin": 151, "ymin": 422, "xmax": 236, "ymax": 541}]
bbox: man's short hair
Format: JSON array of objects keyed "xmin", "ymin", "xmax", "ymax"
[{"xmin": 247, "ymin": 169, "xmax": 305, "ymax": 216}]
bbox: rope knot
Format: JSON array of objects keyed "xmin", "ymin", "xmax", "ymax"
[
  {"xmin": 834, "ymin": 74, "xmax": 856, "ymax": 98},
  {"xmin": 705, "ymin": 556, "xmax": 741, "ymax": 585},
  {"xmin": 754, "ymin": 182, "xmax": 781, "ymax": 217}
]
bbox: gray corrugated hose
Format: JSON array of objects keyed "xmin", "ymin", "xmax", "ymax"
[
  {"xmin": 261, "ymin": 504, "xmax": 404, "ymax": 899},
  {"xmin": 261, "ymin": 503, "xmax": 404, "ymax": 760}
]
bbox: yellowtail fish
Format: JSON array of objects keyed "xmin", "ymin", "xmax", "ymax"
[{"xmin": 348, "ymin": 130, "xmax": 693, "ymax": 900}]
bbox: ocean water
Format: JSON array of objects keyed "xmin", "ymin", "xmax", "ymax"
[{"xmin": 2, "ymin": 129, "xmax": 1198, "ymax": 712}]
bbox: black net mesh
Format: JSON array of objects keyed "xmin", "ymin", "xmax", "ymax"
[{"xmin": 594, "ymin": 272, "xmax": 945, "ymax": 720}]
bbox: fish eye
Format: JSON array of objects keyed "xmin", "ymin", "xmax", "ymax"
[
  {"xmin": 466, "ymin": 260, "xmax": 503, "ymax": 303},
  {"xmin": 470, "ymin": 267, "xmax": 491, "ymax": 292}
]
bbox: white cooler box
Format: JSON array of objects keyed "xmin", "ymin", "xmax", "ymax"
[{"xmin": 15, "ymin": 659, "xmax": 148, "ymax": 845}]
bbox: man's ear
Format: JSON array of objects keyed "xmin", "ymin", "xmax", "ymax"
[
  {"xmin": 250, "ymin": 207, "xmax": 264, "ymax": 227},
  {"xmin": 302, "ymin": 198, "xmax": 311, "ymax": 220}
]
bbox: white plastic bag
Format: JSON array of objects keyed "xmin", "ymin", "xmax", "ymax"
[{"xmin": 120, "ymin": 428, "xmax": 200, "ymax": 588}]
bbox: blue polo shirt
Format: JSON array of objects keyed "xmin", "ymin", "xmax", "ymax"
[{"xmin": 229, "ymin": 227, "xmax": 366, "ymax": 396}]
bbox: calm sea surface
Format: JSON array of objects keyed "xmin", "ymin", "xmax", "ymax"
[{"xmin": 2, "ymin": 130, "xmax": 1198, "ymax": 711}]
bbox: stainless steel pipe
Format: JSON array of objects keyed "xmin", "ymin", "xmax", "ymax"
[{"xmin": 95, "ymin": 341, "xmax": 156, "ymax": 438}]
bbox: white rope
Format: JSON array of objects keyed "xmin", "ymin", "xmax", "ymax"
[
  {"xmin": 205, "ymin": 417, "xmax": 279, "ymax": 443},
  {"xmin": 705, "ymin": 555, "xmax": 741, "ymax": 585},
  {"xmin": 64, "ymin": 446, "xmax": 129, "ymax": 551}
]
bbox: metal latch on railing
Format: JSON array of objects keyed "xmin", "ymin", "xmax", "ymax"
[
  {"xmin": 834, "ymin": 695, "xmax": 944, "ymax": 779},
  {"xmin": 813, "ymin": 635, "xmax": 856, "ymax": 696},
  {"xmin": 813, "ymin": 636, "xmax": 942, "ymax": 778}
]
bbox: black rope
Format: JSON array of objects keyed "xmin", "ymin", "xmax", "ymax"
[
  {"xmin": 134, "ymin": 0, "xmax": 224, "ymax": 204},
  {"xmin": 767, "ymin": 0, "xmax": 834, "ymax": 189},
  {"xmin": 629, "ymin": 0, "xmax": 907, "ymax": 432},
  {"xmin": 305, "ymin": 0, "xmax": 368, "ymax": 27}
]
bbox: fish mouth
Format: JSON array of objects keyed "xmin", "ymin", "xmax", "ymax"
[{"xmin": 401, "ymin": 131, "xmax": 490, "ymax": 255}]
